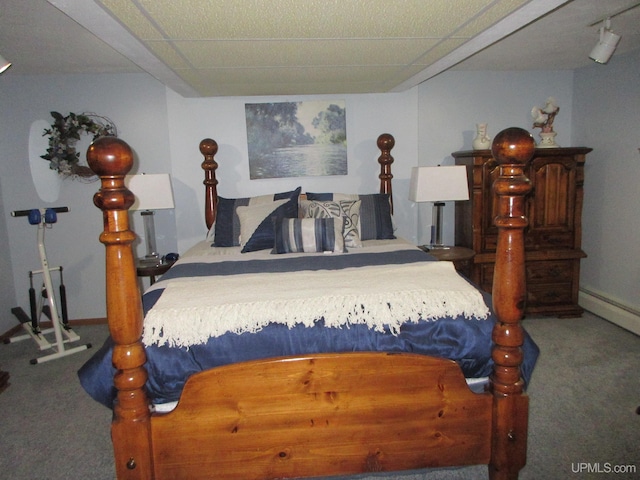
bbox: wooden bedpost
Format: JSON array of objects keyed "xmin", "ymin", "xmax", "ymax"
[
  {"xmin": 488, "ymin": 127, "xmax": 535, "ymax": 480},
  {"xmin": 200, "ymin": 138, "xmax": 219, "ymax": 231},
  {"xmin": 87, "ymin": 137, "xmax": 153, "ymax": 480},
  {"xmin": 377, "ymin": 133, "xmax": 394, "ymax": 214}
]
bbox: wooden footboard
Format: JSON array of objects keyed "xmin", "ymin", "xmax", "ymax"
[
  {"xmin": 152, "ymin": 353, "xmax": 492, "ymax": 480},
  {"xmin": 87, "ymin": 128, "xmax": 535, "ymax": 480}
]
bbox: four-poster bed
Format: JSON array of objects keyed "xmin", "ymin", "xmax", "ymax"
[{"xmin": 83, "ymin": 127, "xmax": 537, "ymax": 479}]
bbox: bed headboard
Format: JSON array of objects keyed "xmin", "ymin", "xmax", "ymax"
[
  {"xmin": 198, "ymin": 133, "xmax": 396, "ymax": 231},
  {"xmin": 198, "ymin": 138, "xmax": 218, "ymax": 232}
]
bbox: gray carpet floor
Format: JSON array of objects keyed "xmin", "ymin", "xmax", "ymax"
[{"xmin": 0, "ymin": 311, "xmax": 638, "ymax": 479}]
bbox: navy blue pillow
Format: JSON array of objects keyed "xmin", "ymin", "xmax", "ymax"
[
  {"xmin": 306, "ymin": 192, "xmax": 394, "ymax": 240},
  {"xmin": 213, "ymin": 187, "xmax": 301, "ymax": 247}
]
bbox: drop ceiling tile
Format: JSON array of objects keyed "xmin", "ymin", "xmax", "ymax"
[
  {"xmin": 28, "ymin": 0, "xmax": 576, "ymax": 97},
  {"xmin": 119, "ymin": 0, "xmax": 491, "ymax": 39},
  {"xmin": 145, "ymin": 41, "xmax": 191, "ymax": 69},
  {"xmin": 170, "ymin": 38, "xmax": 440, "ymax": 68},
  {"xmin": 98, "ymin": 0, "xmax": 165, "ymax": 40},
  {"xmin": 178, "ymin": 68, "xmax": 386, "ymax": 96},
  {"xmin": 376, "ymin": 64, "xmax": 436, "ymax": 90},
  {"xmin": 413, "ymin": 38, "xmax": 469, "ymax": 65},
  {"xmin": 454, "ymin": 0, "xmax": 530, "ymax": 38},
  {"xmin": 182, "ymin": 64, "xmax": 405, "ymax": 85},
  {"xmin": 211, "ymin": 81, "xmax": 385, "ymax": 96}
]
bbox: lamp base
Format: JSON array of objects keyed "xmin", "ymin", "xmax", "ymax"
[
  {"xmin": 419, "ymin": 245, "xmax": 451, "ymax": 253},
  {"xmin": 138, "ymin": 254, "xmax": 161, "ymax": 267}
]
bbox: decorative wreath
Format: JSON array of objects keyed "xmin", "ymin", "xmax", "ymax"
[{"xmin": 41, "ymin": 111, "xmax": 117, "ymax": 179}]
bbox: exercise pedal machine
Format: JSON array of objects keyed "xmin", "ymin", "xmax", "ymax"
[{"xmin": 7, "ymin": 207, "xmax": 91, "ymax": 364}]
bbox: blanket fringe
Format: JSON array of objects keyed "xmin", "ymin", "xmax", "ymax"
[{"xmin": 143, "ymin": 289, "xmax": 489, "ymax": 348}]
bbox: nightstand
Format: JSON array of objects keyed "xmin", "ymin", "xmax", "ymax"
[
  {"xmin": 418, "ymin": 246, "xmax": 475, "ymax": 277},
  {"xmin": 136, "ymin": 260, "xmax": 174, "ymax": 285}
]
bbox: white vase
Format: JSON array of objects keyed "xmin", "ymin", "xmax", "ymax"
[
  {"xmin": 472, "ymin": 123, "xmax": 492, "ymax": 150},
  {"xmin": 538, "ymin": 131, "xmax": 559, "ymax": 148}
]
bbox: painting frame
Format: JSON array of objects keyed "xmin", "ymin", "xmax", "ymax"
[{"xmin": 245, "ymin": 100, "xmax": 347, "ymax": 179}]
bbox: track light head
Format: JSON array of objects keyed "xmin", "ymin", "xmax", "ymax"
[
  {"xmin": 589, "ymin": 18, "xmax": 621, "ymax": 64},
  {"xmin": 0, "ymin": 54, "xmax": 11, "ymax": 74}
]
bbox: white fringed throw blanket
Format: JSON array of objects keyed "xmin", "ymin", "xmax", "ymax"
[{"xmin": 142, "ymin": 261, "xmax": 490, "ymax": 348}]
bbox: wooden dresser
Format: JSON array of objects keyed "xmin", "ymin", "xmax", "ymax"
[{"xmin": 453, "ymin": 147, "xmax": 591, "ymax": 317}]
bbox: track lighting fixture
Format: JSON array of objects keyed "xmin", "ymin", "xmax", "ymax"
[
  {"xmin": 0, "ymin": 54, "xmax": 11, "ymax": 74},
  {"xmin": 589, "ymin": 18, "xmax": 621, "ymax": 64}
]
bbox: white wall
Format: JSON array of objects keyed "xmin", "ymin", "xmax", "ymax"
[
  {"xmin": 0, "ymin": 73, "xmax": 173, "ymax": 330},
  {"xmin": 0, "ymin": 181, "xmax": 16, "ymax": 330},
  {"xmin": 164, "ymin": 89, "xmax": 419, "ymax": 253},
  {"xmin": 572, "ymin": 49, "xmax": 640, "ymax": 329},
  {"xmin": 417, "ymin": 70, "xmax": 575, "ymax": 246}
]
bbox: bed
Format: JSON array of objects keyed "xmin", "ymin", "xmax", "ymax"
[{"xmin": 82, "ymin": 128, "xmax": 538, "ymax": 479}]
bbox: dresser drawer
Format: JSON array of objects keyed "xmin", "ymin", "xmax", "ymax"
[
  {"xmin": 527, "ymin": 230, "xmax": 574, "ymax": 250},
  {"xmin": 476, "ymin": 259, "xmax": 577, "ymax": 293},
  {"xmin": 527, "ymin": 283, "xmax": 574, "ymax": 308},
  {"xmin": 480, "ymin": 232, "xmax": 573, "ymax": 253},
  {"xmin": 526, "ymin": 260, "xmax": 575, "ymax": 284}
]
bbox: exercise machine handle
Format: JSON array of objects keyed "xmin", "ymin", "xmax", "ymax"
[{"xmin": 11, "ymin": 207, "xmax": 69, "ymax": 217}]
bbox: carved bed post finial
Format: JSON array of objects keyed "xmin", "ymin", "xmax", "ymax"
[
  {"xmin": 87, "ymin": 136, "xmax": 153, "ymax": 480},
  {"xmin": 488, "ymin": 127, "xmax": 535, "ymax": 480},
  {"xmin": 200, "ymin": 138, "xmax": 219, "ymax": 231},
  {"xmin": 377, "ymin": 133, "xmax": 394, "ymax": 214}
]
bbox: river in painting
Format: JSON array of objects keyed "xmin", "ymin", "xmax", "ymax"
[{"xmin": 250, "ymin": 143, "xmax": 347, "ymax": 179}]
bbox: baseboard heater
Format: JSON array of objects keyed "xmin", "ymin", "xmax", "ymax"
[{"xmin": 579, "ymin": 288, "xmax": 640, "ymax": 336}]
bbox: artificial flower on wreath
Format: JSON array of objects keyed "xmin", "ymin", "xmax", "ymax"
[{"xmin": 41, "ymin": 111, "xmax": 117, "ymax": 179}]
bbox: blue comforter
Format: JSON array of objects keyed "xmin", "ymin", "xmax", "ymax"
[{"xmin": 78, "ymin": 246, "xmax": 539, "ymax": 408}]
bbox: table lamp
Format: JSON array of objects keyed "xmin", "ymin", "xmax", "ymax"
[
  {"xmin": 409, "ymin": 165, "xmax": 469, "ymax": 250},
  {"xmin": 125, "ymin": 173, "xmax": 175, "ymax": 265}
]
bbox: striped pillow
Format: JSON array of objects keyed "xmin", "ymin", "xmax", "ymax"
[
  {"xmin": 272, "ymin": 217, "xmax": 346, "ymax": 254},
  {"xmin": 305, "ymin": 192, "xmax": 395, "ymax": 240}
]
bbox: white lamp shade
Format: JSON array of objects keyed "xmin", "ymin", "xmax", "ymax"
[
  {"xmin": 125, "ymin": 174, "xmax": 175, "ymax": 211},
  {"xmin": 409, "ymin": 166, "xmax": 469, "ymax": 203}
]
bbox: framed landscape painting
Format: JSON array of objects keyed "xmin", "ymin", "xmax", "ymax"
[{"xmin": 245, "ymin": 100, "xmax": 347, "ymax": 179}]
